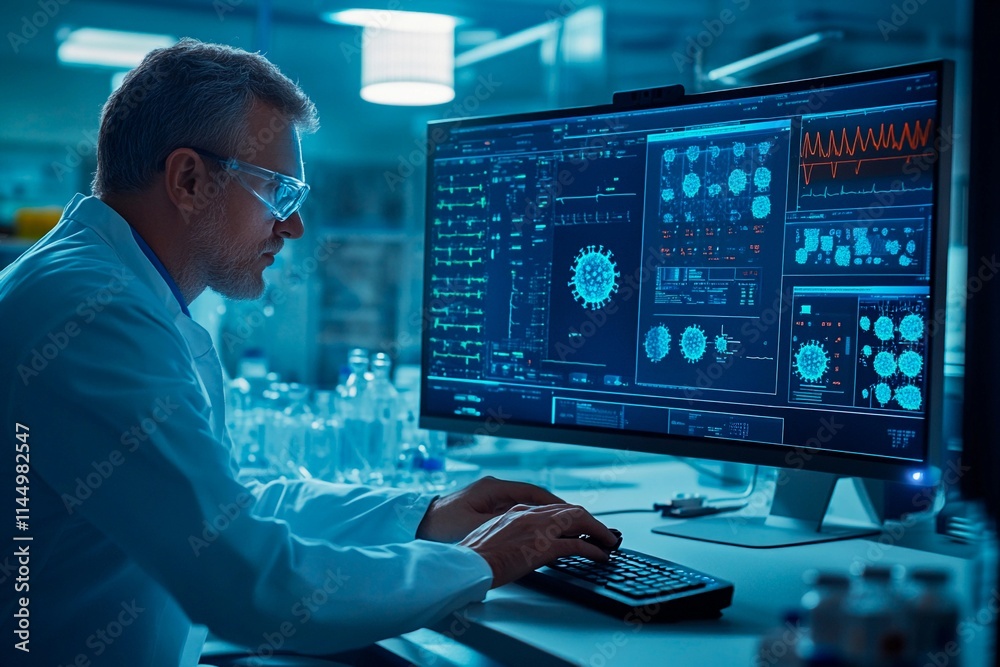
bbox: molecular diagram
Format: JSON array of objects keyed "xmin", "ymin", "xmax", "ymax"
[
  {"xmin": 680, "ymin": 325, "xmax": 707, "ymax": 363},
  {"xmin": 728, "ymin": 169, "xmax": 748, "ymax": 195},
  {"xmin": 683, "ymin": 172, "xmax": 701, "ymax": 197},
  {"xmin": 715, "ymin": 335, "xmax": 728, "ymax": 354},
  {"xmin": 644, "ymin": 325, "xmax": 671, "ymax": 362},
  {"xmin": 754, "ymin": 167, "xmax": 772, "ymax": 189},
  {"xmin": 569, "ymin": 245, "xmax": 620, "ymax": 310},
  {"xmin": 860, "ymin": 316, "xmax": 871, "ymax": 331},
  {"xmin": 874, "ymin": 383, "xmax": 892, "ymax": 406},
  {"xmin": 794, "ymin": 340, "xmax": 829, "ymax": 383}
]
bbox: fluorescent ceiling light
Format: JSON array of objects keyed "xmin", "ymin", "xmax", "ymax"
[
  {"xmin": 57, "ymin": 28, "xmax": 176, "ymax": 69},
  {"xmin": 324, "ymin": 9, "xmax": 457, "ymax": 33}
]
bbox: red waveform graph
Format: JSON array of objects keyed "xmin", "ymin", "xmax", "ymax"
[{"xmin": 799, "ymin": 119, "xmax": 934, "ymax": 185}]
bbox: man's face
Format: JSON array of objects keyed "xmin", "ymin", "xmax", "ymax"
[{"xmin": 195, "ymin": 103, "xmax": 306, "ymax": 300}]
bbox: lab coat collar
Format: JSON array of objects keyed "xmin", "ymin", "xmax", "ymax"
[{"xmin": 62, "ymin": 193, "xmax": 187, "ymax": 325}]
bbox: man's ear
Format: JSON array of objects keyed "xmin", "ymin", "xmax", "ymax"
[{"xmin": 163, "ymin": 147, "xmax": 216, "ymax": 223}]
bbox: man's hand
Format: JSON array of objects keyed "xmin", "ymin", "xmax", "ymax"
[
  {"xmin": 458, "ymin": 504, "xmax": 618, "ymax": 588},
  {"xmin": 416, "ymin": 475, "xmax": 567, "ymax": 543}
]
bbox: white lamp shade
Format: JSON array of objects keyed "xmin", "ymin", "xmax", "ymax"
[{"xmin": 361, "ymin": 27, "xmax": 455, "ymax": 106}]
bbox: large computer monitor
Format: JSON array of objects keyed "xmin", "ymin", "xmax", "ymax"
[{"xmin": 420, "ymin": 61, "xmax": 953, "ymax": 547}]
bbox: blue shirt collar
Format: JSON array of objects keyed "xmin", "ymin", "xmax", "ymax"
[{"xmin": 128, "ymin": 227, "xmax": 191, "ymax": 317}]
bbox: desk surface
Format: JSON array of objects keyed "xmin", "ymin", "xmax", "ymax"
[{"xmin": 413, "ymin": 457, "xmax": 990, "ymax": 667}]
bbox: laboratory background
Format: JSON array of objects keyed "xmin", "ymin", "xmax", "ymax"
[{"xmin": 1, "ymin": 0, "xmax": 995, "ymax": 665}]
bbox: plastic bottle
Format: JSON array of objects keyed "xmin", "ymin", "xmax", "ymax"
[
  {"xmin": 337, "ymin": 349, "xmax": 374, "ymax": 484},
  {"xmin": 307, "ymin": 390, "xmax": 341, "ymax": 482},
  {"xmin": 363, "ymin": 352, "xmax": 401, "ymax": 486},
  {"xmin": 798, "ymin": 571, "xmax": 850, "ymax": 665},
  {"xmin": 904, "ymin": 568, "xmax": 961, "ymax": 667},
  {"xmin": 842, "ymin": 565, "xmax": 908, "ymax": 667}
]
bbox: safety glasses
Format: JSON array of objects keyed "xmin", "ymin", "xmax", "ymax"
[{"xmin": 191, "ymin": 147, "xmax": 310, "ymax": 221}]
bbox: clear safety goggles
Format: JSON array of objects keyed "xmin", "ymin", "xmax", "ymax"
[{"xmin": 192, "ymin": 147, "xmax": 310, "ymax": 221}]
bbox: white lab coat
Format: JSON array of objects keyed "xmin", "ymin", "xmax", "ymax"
[{"xmin": 0, "ymin": 194, "xmax": 492, "ymax": 666}]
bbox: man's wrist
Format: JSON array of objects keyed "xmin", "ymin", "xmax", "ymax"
[{"xmin": 415, "ymin": 495, "xmax": 441, "ymax": 540}]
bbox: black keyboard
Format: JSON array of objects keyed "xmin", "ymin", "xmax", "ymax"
[{"xmin": 522, "ymin": 548, "xmax": 734, "ymax": 621}]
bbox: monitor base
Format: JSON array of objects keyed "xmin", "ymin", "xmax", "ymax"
[{"xmin": 652, "ymin": 514, "xmax": 880, "ymax": 548}]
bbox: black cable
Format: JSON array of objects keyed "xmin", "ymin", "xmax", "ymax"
[{"xmin": 592, "ymin": 508, "xmax": 660, "ymax": 517}]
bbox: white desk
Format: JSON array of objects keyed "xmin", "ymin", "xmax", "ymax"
[{"xmin": 406, "ymin": 458, "xmax": 991, "ymax": 667}]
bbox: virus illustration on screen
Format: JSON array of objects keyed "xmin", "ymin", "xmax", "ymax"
[
  {"xmin": 894, "ymin": 384, "xmax": 922, "ymax": 411},
  {"xmin": 874, "ymin": 316, "xmax": 895, "ymax": 342},
  {"xmin": 899, "ymin": 313, "xmax": 924, "ymax": 342},
  {"xmin": 680, "ymin": 325, "xmax": 707, "ymax": 363},
  {"xmin": 898, "ymin": 350, "xmax": 923, "ymax": 378},
  {"xmin": 873, "ymin": 351, "xmax": 897, "ymax": 378},
  {"xmin": 794, "ymin": 341, "xmax": 829, "ymax": 383},
  {"xmin": 569, "ymin": 245, "xmax": 620, "ymax": 311},
  {"xmin": 644, "ymin": 325, "xmax": 671, "ymax": 363}
]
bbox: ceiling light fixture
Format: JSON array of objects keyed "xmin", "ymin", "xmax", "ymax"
[
  {"xmin": 57, "ymin": 27, "xmax": 176, "ymax": 69},
  {"xmin": 326, "ymin": 9, "xmax": 457, "ymax": 106}
]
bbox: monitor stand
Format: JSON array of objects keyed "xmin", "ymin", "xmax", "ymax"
[{"xmin": 651, "ymin": 469, "xmax": 882, "ymax": 548}]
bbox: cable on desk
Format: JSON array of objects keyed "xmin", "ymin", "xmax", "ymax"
[{"xmin": 592, "ymin": 508, "xmax": 660, "ymax": 517}]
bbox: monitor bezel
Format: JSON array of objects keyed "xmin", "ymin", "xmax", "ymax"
[{"xmin": 419, "ymin": 60, "xmax": 954, "ymax": 484}]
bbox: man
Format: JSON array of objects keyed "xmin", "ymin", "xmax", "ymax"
[{"xmin": 0, "ymin": 39, "xmax": 615, "ymax": 666}]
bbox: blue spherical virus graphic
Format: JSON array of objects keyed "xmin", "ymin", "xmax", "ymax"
[
  {"xmin": 715, "ymin": 335, "xmax": 728, "ymax": 354},
  {"xmin": 899, "ymin": 313, "xmax": 923, "ymax": 342},
  {"xmin": 862, "ymin": 345, "xmax": 873, "ymax": 356},
  {"xmin": 795, "ymin": 248, "xmax": 809, "ymax": 264},
  {"xmin": 874, "ymin": 383, "xmax": 892, "ymax": 405},
  {"xmin": 873, "ymin": 257, "xmax": 883, "ymax": 265},
  {"xmin": 757, "ymin": 140, "xmax": 772, "ymax": 155},
  {"xmin": 754, "ymin": 167, "xmax": 772, "ymax": 189},
  {"xmin": 644, "ymin": 325, "xmax": 670, "ymax": 363},
  {"xmin": 860, "ymin": 316, "xmax": 872, "ymax": 331},
  {"xmin": 874, "ymin": 316, "xmax": 895, "ymax": 342},
  {"xmin": 898, "ymin": 350, "xmax": 923, "ymax": 378},
  {"xmin": 680, "ymin": 325, "xmax": 707, "ymax": 363},
  {"xmin": 686, "ymin": 145, "xmax": 700, "ymax": 163},
  {"xmin": 794, "ymin": 341, "xmax": 829, "ymax": 382},
  {"xmin": 661, "ymin": 188, "xmax": 675, "ymax": 203},
  {"xmin": 708, "ymin": 183, "xmax": 722, "ymax": 196},
  {"xmin": 751, "ymin": 196, "xmax": 771, "ymax": 219},
  {"xmin": 906, "ymin": 240, "xmax": 916, "ymax": 254},
  {"xmin": 663, "ymin": 149, "xmax": 677, "ymax": 163},
  {"xmin": 663, "ymin": 213, "xmax": 674, "ymax": 223},
  {"xmin": 569, "ymin": 245, "xmax": 620, "ymax": 311},
  {"xmin": 709, "ymin": 145, "xmax": 721, "ymax": 160},
  {"xmin": 882, "ymin": 228, "xmax": 889, "ymax": 236},
  {"xmin": 886, "ymin": 239, "xmax": 901, "ymax": 255},
  {"xmin": 862, "ymin": 388, "xmax": 870, "ymax": 399},
  {"xmin": 821, "ymin": 235, "xmax": 834, "ymax": 252},
  {"xmin": 873, "ymin": 351, "xmax": 897, "ymax": 378},
  {"xmin": 835, "ymin": 246, "xmax": 852, "ymax": 267},
  {"xmin": 894, "ymin": 385, "xmax": 922, "ymax": 411},
  {"xmin": 683, "ymin": 172, "xmax": 701, "ymax": 197},
  {"xmin": 728, "ymin": 169, "xmax": 747, "ymax": 195},
  {"xmin": 899, "ymin": 255, "xmax": 912, "ymax": 267},
  {"xmin": 732, "ymin": 141, "xmax": 746, "ymax": 157}
]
